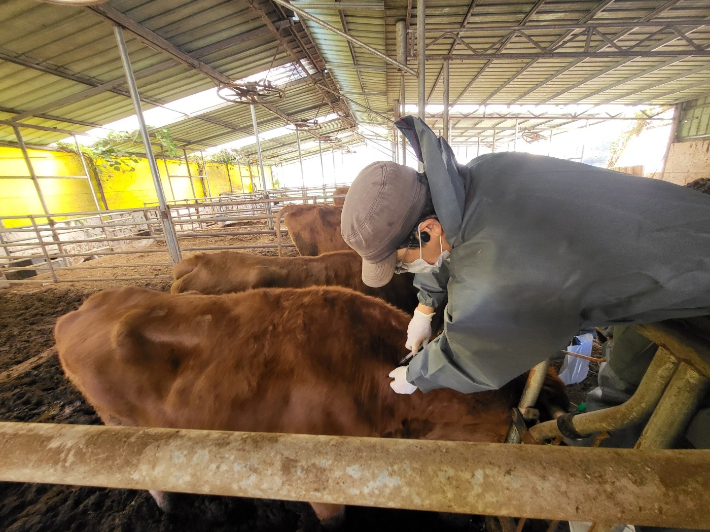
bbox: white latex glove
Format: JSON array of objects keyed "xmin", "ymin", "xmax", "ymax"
[
  {"xmin": 405, "ymin": 308, "xmax": 434, "ymax": 353},
  {"xmin": 388, "ymin": 366, "xmax": 418, "ymax": 394}
]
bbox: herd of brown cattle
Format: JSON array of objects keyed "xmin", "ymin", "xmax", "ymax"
[{"xmin": 54, "ymin": 189, "xmax": 568, "ymax": 522}]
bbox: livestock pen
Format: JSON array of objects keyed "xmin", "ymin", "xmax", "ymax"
[{"xmin": 2, "ymin": 0, "xmax": 710, "ymax": 531}]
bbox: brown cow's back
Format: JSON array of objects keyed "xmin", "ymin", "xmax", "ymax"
[
  {"xmin": 333, "ymin": 186, "xmax": 349, "ymax": 207},
  {"xmin": 281, "ymin": 204, "xmax": 350, "ymax": 256},
  {"xmin": 55, "ymin": 286, "xmax": 566, "ymax": 443},
  {"xmin": 171, "ymin": 250, "xmax": 418, "ymax": 313}
]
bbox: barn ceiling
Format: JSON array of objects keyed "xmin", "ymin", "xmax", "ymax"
[{"xmin": 0, "ymin": 0, "xmax": 709, "ymax": 164}]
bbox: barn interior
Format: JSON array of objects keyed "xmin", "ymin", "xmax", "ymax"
[{"xmin": 0, "ymin": 0, "xmax": 709, "ymax": 530}]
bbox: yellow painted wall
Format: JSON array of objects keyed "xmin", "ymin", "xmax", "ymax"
[{"xmin": 0, "ymin": 146, "xmax": 274, "ymax": 227}]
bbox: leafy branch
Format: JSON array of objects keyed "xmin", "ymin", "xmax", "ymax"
[{"xmin": 56, "ymin": 128, "xmax": 180, "ymax": 179}]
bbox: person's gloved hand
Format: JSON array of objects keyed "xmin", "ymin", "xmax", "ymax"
[
  {"xmin": 405, "ymin": 308, "xmax": 434, "ymax": 353},
  {"xmin": 388, "ymin": 366, "xmax": 418, "ymax": 394}
]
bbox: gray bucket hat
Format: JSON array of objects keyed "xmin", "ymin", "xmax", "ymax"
[{"xmin": 341, "ymin": 161, "xmax": 428, "ymax": 287}]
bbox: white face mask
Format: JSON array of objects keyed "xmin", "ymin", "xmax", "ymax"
[{"xmin": 398, "ymin": 224, "xmax": 450, "ymax": 274}]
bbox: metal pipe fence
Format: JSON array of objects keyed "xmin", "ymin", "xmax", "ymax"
[{"xmin": 1, "ymin": 190, "xmax": 346, "ymax": 285}]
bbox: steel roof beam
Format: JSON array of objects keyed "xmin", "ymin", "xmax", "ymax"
[
  {"xmin": 338, "ymin": 9, "xmax": 373, "ymax": 119},
  {"xmin": 483, "ymin": 0, "xmax": 614, "ymax": 106},
  {"xmin": 11, "ymin": 21, "xmax": 292, "ymax": 122},
  {"xmin": 432, "ymin": 51, "xmax": 710, "ymax": 60},
  {"xmin": 506, "ymin": 0, "xmax": 683, "ymax": 104},
  {"xmin": 89, "ymin": 4, "xmax": 232, "ymax": 85},
  {"xmin": 269, "ymin": 0, "xmax": 416, "ymax": 76},
  {"xmin": 426, "ymin": 0, "xmax": 481, "ymax": 102},
  {"xmin": 445, "ymin": 0, "xmax": 546, "ymax": 107},
  {"xmin": 290, "ymin": 1, "xmax": 384, "ymax": 10},
  {"xmin": 0, "ymin": 106, "xmax": 102, "ymax": 129},
  {"xmin": 11, "ymin": 59, "xmax": 177, "ymax": 121},
  {"xmin": 243, "ymin": 0, "xmax": 355, "ymax": 133},
  {"xmin": 325, "ymin": 63, "xmax": 387, "ymax": 71},
  {"xmin": 90, "ymin": 3, "xmax": 334, "ymax": 148},
  {"xmin": 285, "ymin": 18, "xmax": 356, "ymax": 127},
  {"xmin": 562, "ymin": 56, "xmax": 685, "ymax": 104},
  {"xmin": 608, "ymin": 63, "xmax": 710, "ymax": 105},
  {"xmin": 427, "ymin": 114, "xmax": 670, "ymax": 121},
  {"xmin": 183, "ymin": 102, "xmax": 333, "ymax": 147},
  {"xmin": 191, "ymin": 21, "xmax": 291, "ymax": 59},
  {"xmin": 420, "ymin": 19, "xmax": 708, "ymax": 33},
  {"xmin": 547, "ymin": 20, "xmax": 710, "ymax": 104},
  {"xmin": 0, "ymin": 48, "xmax": 169, "ymax": 113}
]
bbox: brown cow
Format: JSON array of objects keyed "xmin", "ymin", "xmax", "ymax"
[
  {"xmin": 333, "ymin": 186, "xmax": 350, "ymax": 207},
  {"xmin": 55, "ymin": 286, "xmax": 567, "ymax": 521},
  {"xmin": 281, "ymin": 204, "xmax": 350, "ymax": 256},
  {"xmin": 171, "ymin": 249, "xmax": 419, "ymax": 313}
]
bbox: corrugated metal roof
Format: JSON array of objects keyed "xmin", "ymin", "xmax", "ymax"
[{"xmin": 1, "ymin": 0, "xmax": 709, "ymax": 160}]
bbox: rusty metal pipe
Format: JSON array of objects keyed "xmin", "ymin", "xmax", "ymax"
[
  {"xmin": 0, "ymin": 423, "xmax": 709, "ymax": 528},
  {"xmin": 505, "ymin": 359, "xmax": 551, "ymax": 443},
  {"xmin": 635, "ymin": 362, "xmax": 710, "ymax": 450},
  {"xmin": 530, "ymin": 348, "xmax": 679, "ymax": 442}
]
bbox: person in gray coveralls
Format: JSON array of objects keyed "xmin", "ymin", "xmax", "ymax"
[{"xmin": 340, "ymin": 116, "xmax": 710, "ymax": 395}]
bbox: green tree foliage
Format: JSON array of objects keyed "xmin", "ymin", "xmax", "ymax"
[{"xmin": 56, "ymin": 128, "xmax": 179, "ymax": 179}]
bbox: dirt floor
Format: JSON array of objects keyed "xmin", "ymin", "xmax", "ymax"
[{"xmin": 0, "ymin": 228, "xmax": 584, "ymax": 532}]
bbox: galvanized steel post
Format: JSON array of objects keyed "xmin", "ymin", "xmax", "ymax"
[
  {"xmin": 396, "ymin": 20, "xmax": 408, "ymax": 164},
  {"xmin": 182, "ymin": 149, "xmax": 197, "ymax": 198},
  {"xmin": 28, "ymin": 215, "xmax": 58, "ymax": 283},
  {"xmin": 13, "ymin": 126, "xmax": 67, "ymax": 267},
  {"xmin": 12, "ymin": 126, "xmax": 51, "ymax": 217},
  {"xmin": 249, "ymin": 104, "xmax": 273, "ymax": 229},
  {"xmin": 295, "ymin": 127, "xmax": 305, "ymax": 190},
  {"xmin": 443, "ymin": 60, "xmax": 450, "ymax": 142},
  {"xmin": 417, "ymin": 0, "xmax": 425, "ymax": 122},
  {"xmin": 113, "ymin": 25, "xmax": 181, "ymax": 264},
  {"xmin": 72, "ymin": 135, "xmax": 104, "ymax": 213},
  {"xmin": 318, "ymin": 141, "xmax": 325, "ymax": 192},
  {"xmin": 514, "ymin": 119, "xmax": 518, "ymax": 151},
  {"xmin": 417, "ymin": 0, "xmax": 425, "ymax": 171},
  {"xmin": 73, "ymin": 135, "xmax": 113, "ymax": 251}
]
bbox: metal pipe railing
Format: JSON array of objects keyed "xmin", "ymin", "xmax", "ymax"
[
  {"xmin": 530, "ymin": 348, "xmax": 679, "ymax": 442},
  {"xmin": 0, "ymin": 197, "xmax": 302, "ymax": 284},
  {"xmin": 0, "ymin": 422, "xmax": 708, "ymax": 529}
]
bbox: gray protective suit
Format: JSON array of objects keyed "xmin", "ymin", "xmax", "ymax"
[{"xmin": 396, "ymin": 116, "xmax": 710, "ymax": 393}]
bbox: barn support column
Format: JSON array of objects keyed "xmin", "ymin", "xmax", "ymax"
[
  {"xmin": 72, "ymin": 134, "xmax": 105, "ymax": 213},
  {"xmin": 182, "ymin": 149, "xmax": 198, "ymax": 198},
  {"xmin": 417, "ymin": 0, "xmax": 425, "ymax": 171},
  {"xmin": 0, "ymin": 422, "xmax": 708, "ymax": 529},
  {"xmin": 318, "ymin": 141, "xmax": 325, "ymax": 196},
  {"xmin": 396, "ymin": 20, "xmax": 408, "ymax": 165},
  {"xmin": 295, "ymin": 127, "xmax": 305, "ymax": 191},
  {"xmin": 159, "ymin": 145, "xmax": 177, "ymax": 202},
  {"xmin": 331, "ymin": 146, "xmax": 336, "ymax": 185},
  {"xmin": 443, "ymin": 60, "xmax": 450, "ymax": 143},
  {"xmin": 513, "ymin": 119, "xmax": 518, "ymax": 151},
  {"xmin": 249, "ymin": 103, "xmax": 273, "ymax": 230},
  {"xmin": 74, "ymin": 134, "xmax": 113, "ymax": 251},
  {"xmin": 579, "ymin": 119, "xmax": 589, "ymax": 163},
  {"xmin": 13, "ymin": 126, "xmax": 67, "ymax": 269},
  {"xmin": 113, "ymin": 25, "xmax": 181, "ymax": 264}
]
